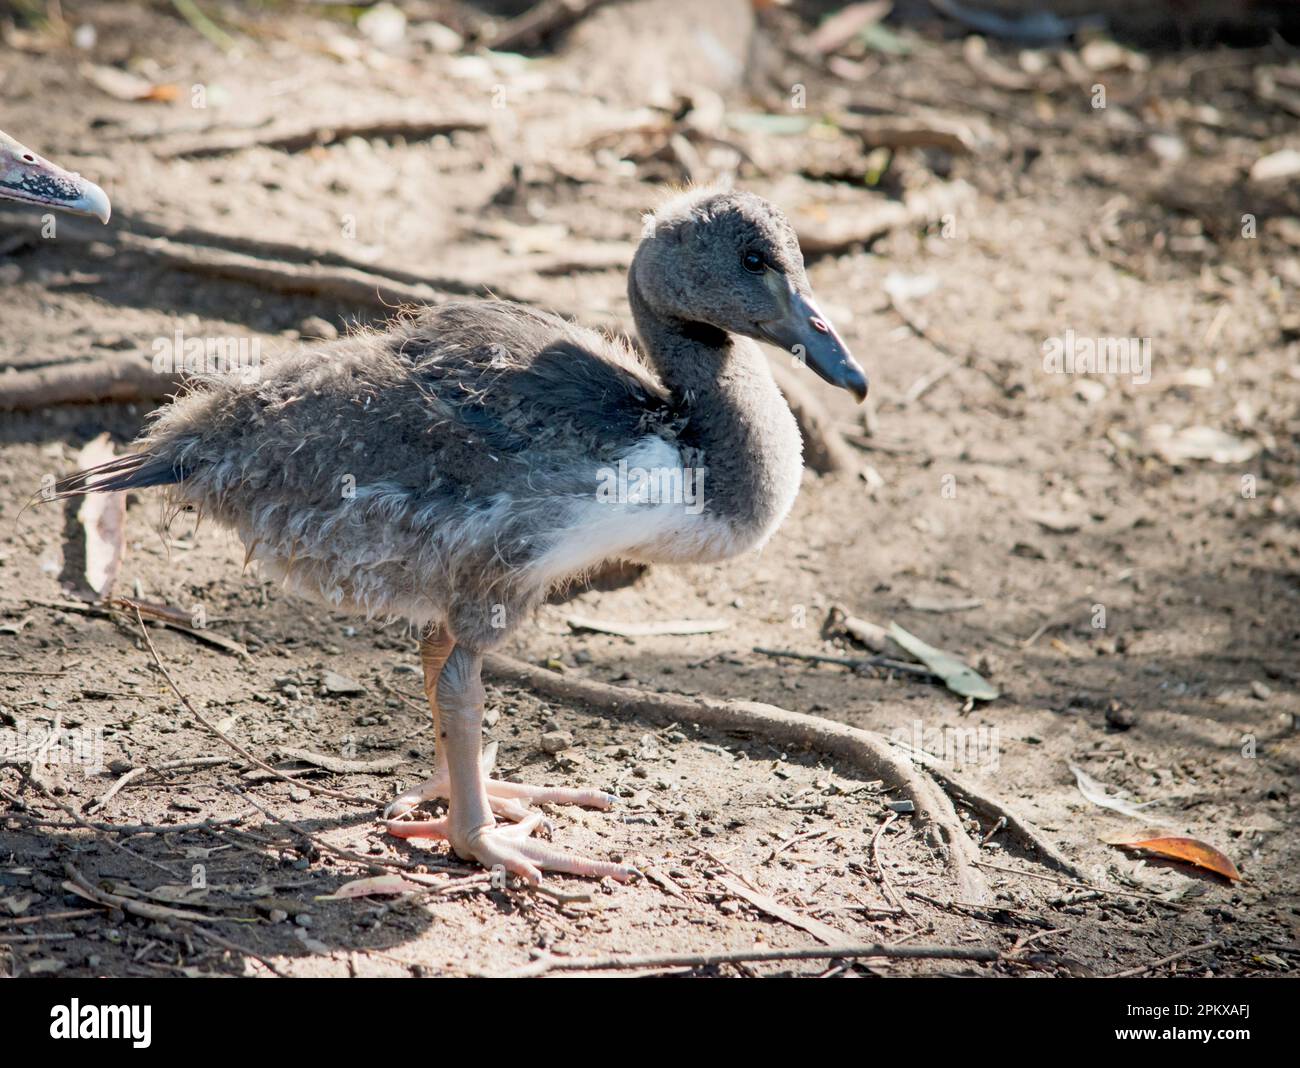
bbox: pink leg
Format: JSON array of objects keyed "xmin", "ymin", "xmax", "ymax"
[
  {"xmin": 385, "ymin": 630, "xmax": 613, "ymax": 825},
  {"xmin": 384, "ymin": 740, "xmax": 615, "ymax": 823},
  {"xmin": 388, "ymin": 643, "xmax": 634, "ymax": 884}
]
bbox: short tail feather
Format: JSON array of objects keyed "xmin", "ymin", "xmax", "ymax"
[{"xmin": 35, "ymin": 451, "xmax": 189, "ymax": 507}]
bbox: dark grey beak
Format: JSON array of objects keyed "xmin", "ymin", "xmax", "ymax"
[
  {"xmin": 0, "ymin": 130, "xmax": 111, "ymax": 223},
  {"xmin": 757, "ymin": 282, "xmax": 868, "ymax": 402}
]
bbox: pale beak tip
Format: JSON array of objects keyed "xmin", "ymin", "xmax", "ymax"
[{"xmin": 76, "ymin": 180, "xmax": 112, "ymax": 224}]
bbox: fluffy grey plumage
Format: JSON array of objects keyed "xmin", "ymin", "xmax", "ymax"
[
  {"xmin": 55, "ymin": 188, "xmax": 866, "ymax": 650},
  {"xmin": 49, "ymin": 186, "xmax": 869, "ymax": 882}
]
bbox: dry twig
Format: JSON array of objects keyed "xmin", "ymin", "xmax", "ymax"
[
  {"xmin": 501, "ymin": 940, "xmax": 1000, "ymax": 977},
  {"xmin": 132, "ymin": 606, "xmax": 378, "ymax": 807},
  {"xmin": 1108, "ymin": 940, "xmax": 1223, "ymax": 979}
]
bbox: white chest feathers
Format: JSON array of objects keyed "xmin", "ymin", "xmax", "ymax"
[{"xmin": 528, "ymin": 435, "xmax": 798, "ymax": 591}]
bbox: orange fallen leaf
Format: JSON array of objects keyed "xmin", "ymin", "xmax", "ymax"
[
  {"xmin": 1102, "ymin": 829, "xmax": 1241, "ymax": 881},
  {"xmin": 140, "ymin": 83, "xmax": 182, "ymax": 103}
]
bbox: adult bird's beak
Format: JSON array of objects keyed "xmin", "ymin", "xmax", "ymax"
[
  {"xmin": 0, "ymin": 130, "xmax": 111, "ymax": 223},
  {"xmin": 757, "ymin": 276, "xmax": 868, "ymax": 402}
]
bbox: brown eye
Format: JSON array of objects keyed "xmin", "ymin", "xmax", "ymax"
[{"xmin": 742, "ymin": 251, "xmax": 765, "ymax": 274}]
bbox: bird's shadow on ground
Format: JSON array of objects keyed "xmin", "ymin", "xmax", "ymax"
[{"xmin": 0, "ymin": 802, "xmax": 549, "ymax": 976}]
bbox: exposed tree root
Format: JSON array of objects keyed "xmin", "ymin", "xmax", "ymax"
[
  {"xmin": 894, "ymin": 745, "xmax": 1087, "ymax": 880},
  {"xmin": 0, "ymin": 357, "xmax": 177, "ymax": 412},
  {"xmin": 482, "ymin": 653, "xmax": 990, "ymax": 903},
  {"xmin": 128, "ymin": 233, "xmax": 446, "ymax": 309},
  {"xmin": 0, "ymin": 208, "xmax": 517, "ymax": 310},
  {"xmin": 0, "ymin": 207, "xmax": 500, "ymax": 299}
]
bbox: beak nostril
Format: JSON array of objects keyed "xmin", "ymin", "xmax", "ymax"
[{"xmin": 809, "ymin": 317, "xmax": 830, "ymax": 334}]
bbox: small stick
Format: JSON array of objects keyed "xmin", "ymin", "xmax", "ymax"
[
  {"xmin": 753, "ymin": 646, "xmax": 938, "ymax": 679},
  {"xmin": 891, "ymin": 293, "xmax": 963, "ymax": 403},
  {"xmin": 189, "ymin": 926, "xmax": 287, "ymax": 978},
  {"xmin": 171, "ymin": 0, "xmax": 238, "ymax": 53},
  {"xmin": 975, "ymin": 860, "xmax": 1185, "ymax": 908},
  {"xmin": 1108, "ymin": 940, "xmax": 1223, "ymax": 979},
  {"xmin": 63, "ymin": 861, "xmax": 215, "ymax": 924},
  {"xmin": 522, "ymin": 881, "xmax": 594, "ymax": 906},
  {"xmin": 133, "ymin": 607, "xmax": 377, "ymax": 807},
  {"xmin": 0, "ymin": 909, "xmax": 100, "ymax": 927},
  {"xmin": 0, "ymin": 932, "xmax": 76, "ymax": 943},
  {"xmin": 160, "ymin": 117, "xmax": 486, "ymax": 159},
  {"xmin": 503, "ymin": 940, "xmax": 999, "ymax": 977},
  {"xmin": 88, "ymin": 756, "xmax": 232, "ymax": 814},
  {"xmin": 871, "ymin": 812, "xmax": 925, "ymax": 927},
  {"xmin": 980, "ymin": 816, "xmax": 1008, "ymax": 845},
  {"xmin": 20, "ymin": 771, "xmax": 184, "ymax": 880},
  {"xmin": 1019, "ymin": 597, "xmax": 1091, "ymax": 647},
  {"xmin": 889, "ymin": 291, "xmax": 1004, "ymax": 401},
  {"xmin": 897, "ymin": 743, "xmax": 1085, "ymax": 879},
  {"xmin": 110, "ymin": 597, "xmax": 248, "ymax": 658},
  {"xmin": 1009, "ymin": 926, "xmax": 1073, "ymax": 955},
  {"xmin": 373, "ymin": 677, "xmax": 428, "ymax": 715},
  {"xmin": 6, "ymin": 811, "xmax": 249, "ymax": 837}
]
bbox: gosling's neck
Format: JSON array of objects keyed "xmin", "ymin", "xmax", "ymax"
[{"xmin": 628, "ymin": 269, "xmax": 803, "ymax": 539}]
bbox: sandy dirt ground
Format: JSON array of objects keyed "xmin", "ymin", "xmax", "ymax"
[{"xmin": 0, "ymin": 1, "xmax": 1297, "ymax": 977}]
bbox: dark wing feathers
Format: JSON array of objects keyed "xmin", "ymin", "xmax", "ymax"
[{"xmin": 40, "ymin": 300, "xmax": 679, "ymax": 508}]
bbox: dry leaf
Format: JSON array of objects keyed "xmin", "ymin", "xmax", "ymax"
[
  {"xmin": 1068, "ymin": 763, "xmax": 1167, "ymax": 823},
  {"xmin": 1102, "ymin": 829, "xmax": 1241, "ymax": 881},
  {"xmin": 1025, "ymin": 509, "xmax": 1086, "ymax": 533},
  {"xmin": 75, "ymin": 434, "xmax": 126, "ymax": 597},
  {"xmin": 887, "ymin": 622, "xmax": 998, "ymax": 701},
  {"xmin": 810, "ymin": 0, "xmax": 892, "ymax": 55},
  {"xmin": 838, "ymin": 613, "xmax": 889, "ymax": 652},
  {"xmin": 1145, "ymin": 425, "xmax": 1259, "ymax": 465},
  {"xmin": 1, "ymin": 893, "xmax": 35, "ymax": 916},
  {"xmin": 316, "ymin": 874, "xmax": 412, "ymax": 900},
  {"xmin": 277, "ymin": 747, "xmax": 402, "ymax": 775},
  {"xmin": 715, "ymin": 875, "xmax": 846, "ymax": 945}
]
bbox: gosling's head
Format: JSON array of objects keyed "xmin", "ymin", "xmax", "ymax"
[
  {"xmin": 632, "ymin": 187, "xmax": 867, "ymax": 401},
  {"xmin": 0, "ymin": 129, "xmax": 111, "ymax": 223}
]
